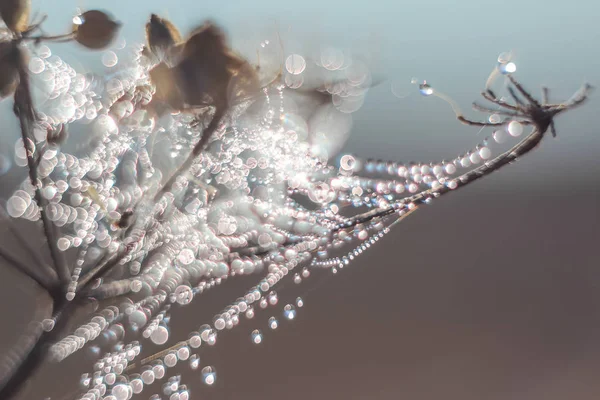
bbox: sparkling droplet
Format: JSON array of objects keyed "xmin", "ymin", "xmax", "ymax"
[
  {"xmin": 189, "ymin": 354, "xmax": 200, "ymax": 370},
  {"xmin": 268, "ymin": 317, "xmax": 278, "ymax": 330},
  {"xmin": 42, "ymin": 318, "xmax": 55, "ymax": 332},
  {"xmin": 150, "ymin": 325, "xmax": 169, "ymax": 345},
  {"xmin": 251, "ymin": 329, "xmax": 263, "ymax": 344},
  {"xmin": 283, "ymin": 304, "xmax": 296, "ymax": 320},
  {"xmin": 419, "ymin": 82, "xmax": 434, "ymax": 96},
  {"xmin": 29, "ymin": 57, "xmax": 45, "ymax": 74},
  {"xmin": 102, "ymin": 51, "xmax": 118, "ymax": 68},
  {"xmin": 499, "ymin": 62, "xmax": 516, "ymax": 75},
  {"xmin": 489, "ymin": 114, "xmax": 502, "ymax": 124},
  {"xmin": 285, "ymin": 54, "xmax": 306, "ymax": 75},
  {"xmin": 201, "ymin": 366, "xmax": 217, "ymax": 385},
  {"xmin": 174, "ymin": 285, "xmax": 193, "ymax": 305},
  {"xmin": 493, "ymin": 129, "xmax": 506, "ymax": 143},
  {"xmin": 507, "ymin": 120, "xmax": 523, "ymax": 137}
]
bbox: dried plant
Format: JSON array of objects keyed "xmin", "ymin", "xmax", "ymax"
[{"xmin": 0, "ymin": 3, "xmax": 592, "ymax": 400}]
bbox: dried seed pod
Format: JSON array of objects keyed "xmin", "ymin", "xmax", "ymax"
[
  {"xmin": 73, "ymin": 10, "xmax": 121, "ymax": 50},
  {"xmin": 145, "ymin": 13, "xmax": 182, "ymax": 63},
  {"xmin": 0, "ymin": 41, "xmax": 23, "ymax": 98},
  {"xmin": 0, "ymin": 0, "xmax": 30, "ymax": 33}
]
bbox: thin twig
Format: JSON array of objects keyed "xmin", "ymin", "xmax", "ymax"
[
  {"xmin": 14, "ymin": 59, "xmax": 70, "ymax": 288},
  {"xmin": 335, "ymin": 81, "xmax": 592, "ymax": 231}
]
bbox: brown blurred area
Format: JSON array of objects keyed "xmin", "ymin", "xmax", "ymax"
[{"xmin": 1, "ymin": 160, "xmax": 599, "ymax": 400}]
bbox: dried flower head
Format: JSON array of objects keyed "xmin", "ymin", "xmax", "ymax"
[
  {"xmin": 174, "ymin": 21, "xmax": 259, "ymax": 107},
  {"xmin": 145, "ymin": 13, "xmax": 182, "ymax": 63},
  {"xmin": 148, "ymin": 61, "xmax": 184, "ymax": 113},
  {"xmin": 0, "ymin": 0, "xmax": 30, "ymax": 33}
]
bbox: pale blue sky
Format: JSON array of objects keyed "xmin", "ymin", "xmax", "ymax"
[{"xmin": 4, "ymin": 0, "xmax": 599, "ymax": 183}]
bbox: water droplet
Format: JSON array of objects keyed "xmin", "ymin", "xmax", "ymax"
[
  {"xmin": 499, "ymin": 62, "xmax": 516, "ymax": 75},
  {"xmin": 201, "ymin": 366, "xmax": 217, "ymax": 385},
  {"xmin": 42, "ymin": 318, "xmax": 55, "ymax": 332},
  {"xmin": 150, "ymin": 325, "xmax": 169, "ymax": 345},
  {"xmin": 497, "ymin": 52, "xmax": 512, "ymax": 64},
  {"xmin": 251, "ymin": 329, "xmax": 263, "ymax": 344},
  {"xmin": 111, "ymin": 383, "xmax": 131, "ymax": 400},
  {"xmin": 507, "ymin": 120, "xmax": 523, "ymax": 137},
  {"xmin": 283, "ymin": 304, "xmax": 296, "ymax": 320},
  {"xmin": 102, "ymin": 51, "xmax": 118, "ymax": 68},
  {"xmin": 189, "ymin": 354, "xmax": 200, "ymax": 370},
  {"xmin": 419, "ymin": 82, "xmax": 434, "ymax": 96},
  {"xmin": 141, "ymin": 369, "xmax": 155, "ymax": 385},
  {"xmin": 164, "ymin": 352, "xmax": 177, "ymax": 367},
  {"xmin": 493, "ymin": 129, "xmax": 506, "ymax": 143},
  {"xmin": 174, "ymin": 285, "xmax": 193, "ymax": 305},
  {"xmin": 177, "ymin": 346, "xmax": 190, "ymax": 360},
  {"xmin": 268, "ymin": 317, "xmax": 278, "ymax": 329},
  {"xmin": 489, "ymin": 114, "xmax": 502, "ymax": 124},
  {"xmin": 479, "ymin": 147, "xmax": 492, "ymax": 160},
  {"xmin": 29, "ymin": 57, "xmax": 45, "ymax": 74},
  {"xmin": 285, "ymin": 54, "xmax": 306, "ymax": 75}
]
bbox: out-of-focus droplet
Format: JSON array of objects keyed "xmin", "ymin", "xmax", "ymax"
[
  {"xmin": 42, "ymin": 318, "xmax": 55, "ymax": 332},
  {"xmin": 285, "ymin": 54, "xmax": 306, "ymax": 75},
  {"xmin": 102, "ymin": 51, "xmax": 118, "ymax": 67},
  {"xmin": 201, "ymin": 366, "xmax": 216, "ymax": 385},
  {"xmin": 150, "ymin": 325, "xmax": 169, "ymax": 345},
  {"xmin": 29, "ymin": 57, "xmax": 45, "ymax": 74},
  {"xmin": 497, "ymin": 52, "xmax": 511, "ymax": 64},
  {"xmin": 174, "ymin": 285, "xmax": 193, "ymax": 305},
  {"xmin": 189, "ymin": 354, "xmax": 200, "ymax": 370},
  {"xmin": 37, "ymin": 45, "xmax": 51, "ymax": 58},
  {"xmin": 0, "ymin": 154, "xmax": 11, "ymax": 176},
  {"xmin": 283, "ymin": 304, "xmax": 296, "ymax": 320},
  {"xmin": 251, "ymin": 329, "xmax": 263, "ymax": 344},
  {"xmin": 268, "ymin": 317, "xmax": 278, "ymax": 329},
  {"xmin": 391, "ymin": 79, "xmax": 413, "ymax": 99},
  {"xmin": 493, "ymin": 129, "xmax": 506, "ymax": 143}
]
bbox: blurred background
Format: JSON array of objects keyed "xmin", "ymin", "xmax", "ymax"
[{"xmin": 1, "ymin": 0, "xmax": 599, "ymax": 399}]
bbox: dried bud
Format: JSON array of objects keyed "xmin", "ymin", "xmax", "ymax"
[
  {"xmin": 73, "ymin": 10, "xmax": 120, "ymax": 50},
  {"xmin": 145, "ymin": 13, "xmax": 182, "ymax": 63},
  {"xmin": 0, "ymin": 41, "xmax": 23, "ymax": 98},
  {"xmin": 0, "ymin": 0, "xmax": 30, "ymax": 33}
]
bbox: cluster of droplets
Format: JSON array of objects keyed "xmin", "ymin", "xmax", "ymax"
[{"xmin": 2, "ymin": 41, "xmax": 532, "ymax": 399}]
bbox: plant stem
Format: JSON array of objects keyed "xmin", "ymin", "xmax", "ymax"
[{"xmin": 14, "ymin": 58, "xmax": 70, "ymax": 289}]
